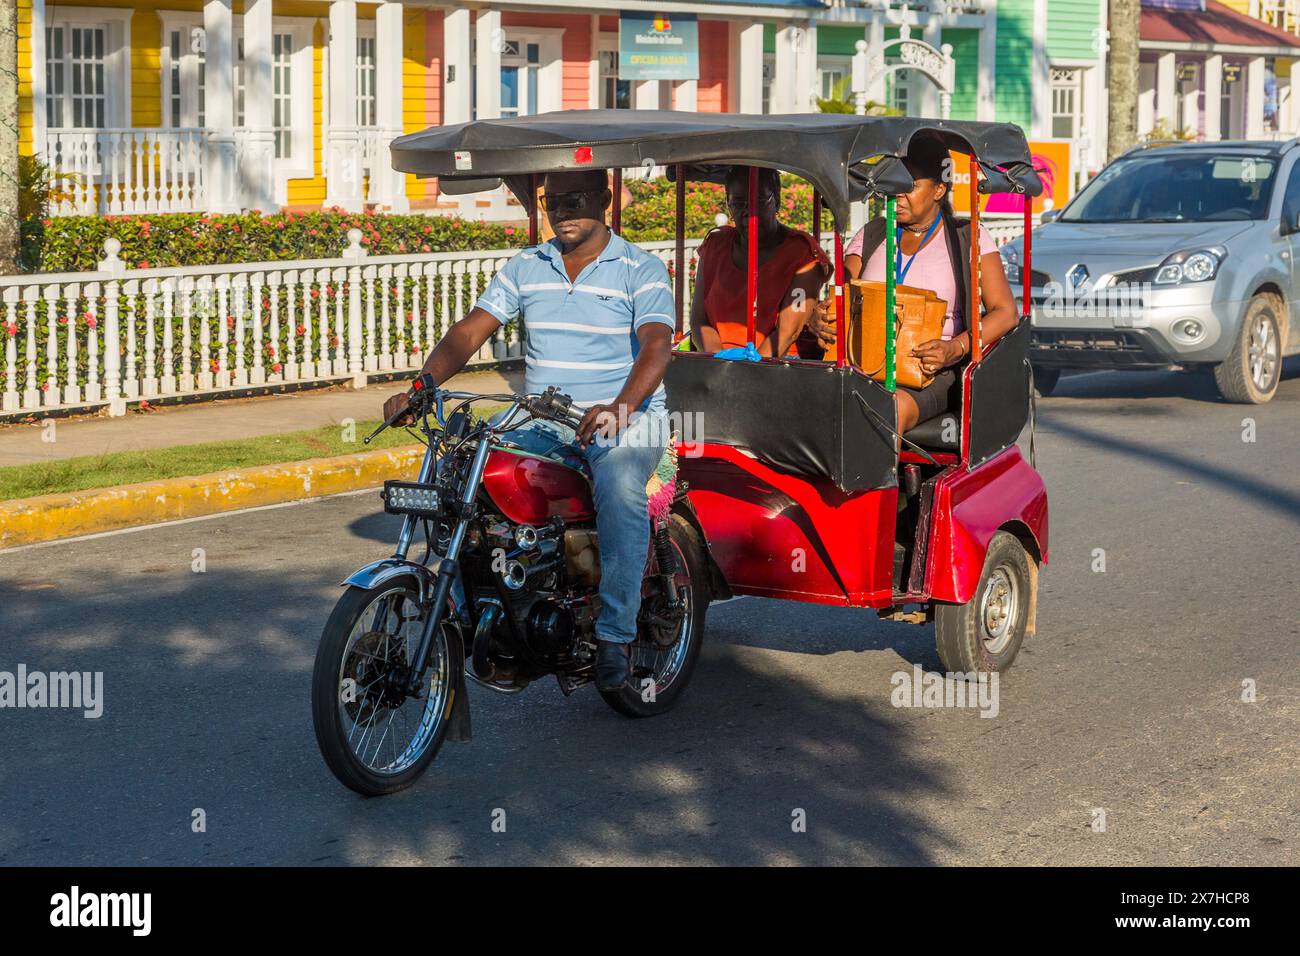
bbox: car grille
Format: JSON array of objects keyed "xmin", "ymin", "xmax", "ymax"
[{"xmin": 1031, "ymin": 330, "xmax": 1149, "ymax": 352}]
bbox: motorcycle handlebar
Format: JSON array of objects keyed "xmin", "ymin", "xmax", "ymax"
[{"xmin": 365, "ymin": 381, "xmax": 584, "ymax": 445}]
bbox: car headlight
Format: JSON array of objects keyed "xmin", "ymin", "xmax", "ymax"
[
  {"xmin": 1154, "ymin": 247, "xmax": 1227, "ymax": 285},
  {"xmin": 1001, "ymin": 247, "xmax": 1021, "ymax": 285}
]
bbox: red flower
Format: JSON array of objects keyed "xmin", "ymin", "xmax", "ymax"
[
  {"xmin": 57, "ymin": 316, "xmax": 68, "ymax": 325},
  {"xmin": 231, "ymin": 224, "xmax": 241, "ymax": 233},
  {"xmin": 326, "ymin": 284, "xmax": 335, "ymax": 298},
  {"xmin": 272, "ymin": 362, "xmax": 283, "ymax": 373},
  {"xmin": 276, "ymin": 221, "xmax": 286, "ymax": 230},
  {"xmin": 329, "ymin": 335, "xmax": 339, "ymax": 348},
  {"xmin": 420, "ymin": 244, "xmax": 430, "ymax": 253},
  {"xmin": 295, "ymin": 324, "xmax": 306, "ymax": 335},
  {"xmin": 405, "ymin": 312, "xmax": 414, "ymax": 323},
  {"xmin": 41, "ymin": 382, "xmax": 50, "ymax": 391},
  {"xmin": 504, "ymin": 227, "xmax": 516, "ymax": 236},
  {"xmin": 422, "ymin": 225, "xmax": 432, "ymax": 235},
  {"xmin": 86, "ymin": 316, "xmax": 98, "ymax": 329},
  {"xmin": 310, "ymin": 288, "xmax": 319, "ymax": 299},
  {"xmin": 265, "ymin": 345, "xmax": 276, "ymax": 356},
  {"xmin": 226, "ymin": 315, "xmax": 236, "ymax": 329},
  {"xmin": 4, "ymin": 323, "xmax": 16, "ymax": 338},
  {"xmin": 308, "ymin": 228, "xmax": 318, "ymax": 236},
  {"xmin": 138, "ymin": 261, "xmax": 150, "ymax": 268},
  {"xmin": 210, "ymin": 360, "xmax": 221, "ymax": 373}
]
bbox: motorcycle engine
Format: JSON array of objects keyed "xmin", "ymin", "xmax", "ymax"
[{"xmin": 524, "ymin": 601, "xmax": 575, "ymax": 657}]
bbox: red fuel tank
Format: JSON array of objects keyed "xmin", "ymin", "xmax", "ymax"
[{"xmin": 480, "ymin": 447, "xmax": 595, "ymax": 525}]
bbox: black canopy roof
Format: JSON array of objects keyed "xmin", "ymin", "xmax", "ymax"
[{"xmin": 389, "ymin": 110, "xmax": 1043, "ymax": 225}]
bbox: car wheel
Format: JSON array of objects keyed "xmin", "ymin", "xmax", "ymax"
[
  {"xmin": 934, "ymin": 531, "xmax": 1034, "ymax": 674},
  {"xmin": 1031, "ymin": 365, "xmax": 1061, "ymax": 397},
  {"xmin": 1214, "ymin": 294, "xmax": 1283, "ymax": 404}
]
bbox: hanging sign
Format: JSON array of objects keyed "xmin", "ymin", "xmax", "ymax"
[{"xmin": 619, "ymin": 13, "xmax": 699, "ymax": 82}]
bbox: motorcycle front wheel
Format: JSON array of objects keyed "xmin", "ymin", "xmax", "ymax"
[{"xmin": 311, "ymin": 577, "xmax": 460, "ymax": 796}]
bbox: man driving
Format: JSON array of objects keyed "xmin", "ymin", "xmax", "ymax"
[{"xmin": 381, "ymin": 169, "xmax": 674, "ymax": 693}]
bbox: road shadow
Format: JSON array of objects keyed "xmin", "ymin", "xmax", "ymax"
[
  {"xmin": 1042, "ymin": 356, "xmax": 1300, "ymax": 404},
  {"xmin": 0, "ymin": 563, "xmax": 957, "ymax": 866}
]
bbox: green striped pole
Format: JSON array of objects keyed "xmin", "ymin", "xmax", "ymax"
[{"xmin": 884, "ymin": 195, "xmax": 897, "ymax": 393}]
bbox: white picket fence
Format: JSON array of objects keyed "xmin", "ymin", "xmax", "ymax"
[
  {"xmin": 0, "ymin": 214, "xmax": 1034, "ymax": 421},
  {"xmin": 0, "ymin": 233, "xmax": 704, "ymax": 420}
]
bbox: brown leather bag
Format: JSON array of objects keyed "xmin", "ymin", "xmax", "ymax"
[{"xmin": 833, "ymin": 280, "xmax": 946, "ymax": 389}]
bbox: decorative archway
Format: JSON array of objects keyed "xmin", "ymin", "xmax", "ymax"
[{"xmin": 852, "ymin": 21, "xmax": 955, "ymax": 119}]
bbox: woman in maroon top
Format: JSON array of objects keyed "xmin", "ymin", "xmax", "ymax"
[{"xmin": 690, "ymin": 166, "xmax": 831, "ymax": 356}]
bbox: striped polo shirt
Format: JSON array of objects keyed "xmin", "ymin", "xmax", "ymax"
[{"xmin": 473, "ymin": 231, "xmax": 675, "ymax": 413}]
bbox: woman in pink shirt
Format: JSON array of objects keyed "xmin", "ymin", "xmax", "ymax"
[{"xmin": 812, "ymin": 136, "xmax": 1019, "ymax": 432}]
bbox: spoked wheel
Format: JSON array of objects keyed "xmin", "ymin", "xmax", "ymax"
[
  {"xmin": 1215, "ymin": 294, "xmax": 1283, "ymax": 404},
  {"xmin": 934, "ymin": 531, "xmax": 1033, "ymax": 674},
  {"xmin": 311, "ymin": 578, "xmax": 461, "ymax": 796},
  {"xmin": 600, "ymin": 513, "xmax": 709, "ymax": 718}
]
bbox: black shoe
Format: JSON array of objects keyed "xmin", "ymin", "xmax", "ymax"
[{"xmin": 595, "ymin": 640, "xmax": 631, "ymax": 692}]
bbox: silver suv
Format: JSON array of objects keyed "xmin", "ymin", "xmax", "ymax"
[{"xmin": 999, "ymin": 140, "xmax": 1300, "ymax": 403}]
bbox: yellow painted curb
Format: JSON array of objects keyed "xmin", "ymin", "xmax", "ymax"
[{"xmin": 0, "ymin": 445, "xmax": 427, "ymax": 548}]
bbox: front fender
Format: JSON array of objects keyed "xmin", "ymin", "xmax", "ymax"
[{"xmin": 342, "ymin": 558, "xmax": 440, "ymax": 606}]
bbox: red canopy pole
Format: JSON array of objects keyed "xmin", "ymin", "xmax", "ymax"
[
  {"xmin": 527, "ymin": 173, "xmax": 538, "ymax": 246},
  {"xmin": 969, "ymin": 156, "xmax": 983, "ymax": 364},
  {"xmin": 611, "ymin": 168, "xmax": 623, "ymax": 233},
  {"xmin": 834, "ymin": 229, "xmax": 845, "ymax": 368},
  {"xmin": 1021, "ymin": 198, "xmax": 1032, "ymax": 317},
  {"xmin": 746, "ymin": 165, "xmax": 758, "ymax": 348},
  {"xmin": 674, "ymin": 165, "xmax": 686, "ymax": 338}
]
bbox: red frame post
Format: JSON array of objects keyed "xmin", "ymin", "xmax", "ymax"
[
  {"xmin": 968, "ymin": 157, "xmax": 982, "ymax": 364},
  {"xmin": 611, "ymin": 167, "xmax": 623, "ymax": 232},
  {"xmin": 527, "ymin": 173, "xmax": 538, "ymax": 246},
  {"xmin": 1021, "ymin": 199, "xmax": 1032, "ymax": 316},
  {"xmin": 746, "ymin": 166, "xmax": 758, "ymax": 348},
  {"xmin": 674, "ymin": 165, "xmax": 686, "ymax": 338}
]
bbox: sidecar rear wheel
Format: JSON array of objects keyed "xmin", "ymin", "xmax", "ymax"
[
  {"xmin": 600, "ymin": 514, "xmax": 708, "ymax": 719},
  {"xmin": 311, "ymin": 578, "xmax": 460, "ymax": 796}
]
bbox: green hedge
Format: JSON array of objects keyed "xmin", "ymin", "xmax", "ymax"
[
  {"xmin": 20, "ymin": 210, "xmax": 518, "ymax": 273},
  {"xmin": 22, "ymin": 178, "xmax": 840, "ymax": 275}
]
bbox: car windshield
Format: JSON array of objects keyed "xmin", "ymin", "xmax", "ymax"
[{"xmin": 1060, "ymin": 153, "xmax": 1277, "ymax": 223}]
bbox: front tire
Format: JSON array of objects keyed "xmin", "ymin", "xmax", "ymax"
[
  {"xmin": 934, "ymin": 531, "xmax": 1034, "ymax": 674},
  {"xmin": 311, "ymin": 578, "xmax": 461, "ymax": 796},
  {"xmin": 600, "ymin": 513, "xmax": 709, "ymax": 718},
  {"xmin": 1214, "ymin": 294, "xmax": 1283, "ymax": 404}
]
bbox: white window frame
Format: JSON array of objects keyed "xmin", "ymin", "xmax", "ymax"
[
  {"xmin": 42, "ymin": 8, "xmax": 133, "ymax": 132},
  {"xmin": 502, "ymin": 28, "xmax": 564, "ymax": 117},
  {"xmin": 817, "ymin": 54, "xmax": 852, "ymax": 103},
  {"xmin": 1049, "ymin": 65, "xmax": 1084, "ymax": 140},
  {"xmin": 355, "ymin": 24, "xmax": 378, "ymax": 129},
  {"xmin": 160, "ymin": 14, "xmax": 314, "ymax": 183},
  {"xmin": 596, "ymin": 32, "xmax": 630, "ymax": 110}
]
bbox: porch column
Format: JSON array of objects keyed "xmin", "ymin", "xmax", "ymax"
[
  {"xmin": 1031, "ymin": 0, "xmax": 1049, "ymax": 136},
  {"xmin": 589, "ymin": 15, "xmax": 601, "ymax": 108},
  {"xmin": 325, "ymin": 0, "xmax": 363, "ymax": 212},
  {"xmin": 799, "ymin": 21, "xmax": 818, "ymax": 113},
  {"xmin": 371, "ymin": 2, "xmax": 408, "ymax": 211},
  {"xmin": 32, "ymin": 0, "xmax": 47, "ymax": 158},
  {"xmin": 674, "ymin": 79, "xmax": 697, "ymax": 112},
  {"xmin": 203, "ymin": 0, "xmax": 239, "ymax": 213},
  {"xmin": 1246, "ymin": 56, "xmax": 1266, "ymax": 138},
  {"xmin": 475, "ymin": 8, "xmax": 502, "ymax": 120},
  {"xmin": 444, "ymin": 7, "xmax": 472, "ymax": 123},
  {"xmin": 1204, "ymin": 55, "xmax": 1222, "ymax": 141},
  {"xmin": 243, "ymin": 0, "xmax": 276, "ymax": 212},
  {"xmin": 921, "ymin": 13, "xmax": 942, "ymax": 118},
  {"xmin": 735, "ymin": 21, "xmax": 764, "ymax": 114},
  {"xmin": 866, "ymin": 18, "xmax": 886, "ymax": 106},
  {"xmin": 773, "ymin": 24, "xmax": 797, "ymax": 113},
  {"xmin": 633, "ymin": 80, "xmax": 663, "ymax": 109},
  {"xmin": 1156, "ymin": 52, "xmax": 1176, "ymax": 129},
  {"xmin": 977, "ymin": 6, "xmax": 997, "ymax": 121}
]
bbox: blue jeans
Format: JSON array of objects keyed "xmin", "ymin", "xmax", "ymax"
[{"xmin": 500, "ymin": 410, "xmax": 669, "ymax": 644}]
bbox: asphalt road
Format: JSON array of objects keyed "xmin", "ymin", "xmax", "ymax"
[{"xmin": 2, "ymin": 364, "xmax": 1297, "ymax": 866}]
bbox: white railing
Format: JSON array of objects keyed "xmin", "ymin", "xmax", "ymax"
[
  {"xmin": 45, "ymin": 128, "xmax": 209, "ymax": 216},
  {"xmin": 1, "ymin": 218, "xmax": 1040, "ymax": 420},
  {"xmin": 0, "ymin": 235, "xmax": 703, "ymax": 420}
]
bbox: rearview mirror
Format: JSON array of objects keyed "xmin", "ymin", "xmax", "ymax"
[{"xmin": 1040, "ymin": 209, "xmax": 1062, "ymax": 224}]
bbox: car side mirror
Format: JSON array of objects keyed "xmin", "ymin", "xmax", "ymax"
[{"xmin": 1040, "ymin": 209, "xmax": 1061, "ymax": 224}]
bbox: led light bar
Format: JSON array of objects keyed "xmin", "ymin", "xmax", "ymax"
[{"xmin": 382, "ymin": 480, "xmax": 442, "ymax": 518}]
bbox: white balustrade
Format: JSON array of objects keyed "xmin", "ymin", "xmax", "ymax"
[
  {"xmin": 45, "ymin": 129, "xmax": 209, "ymax": 216},
  {"xmin": 0, "ymin": 235, "xmax": 703, "ymax": 420}
]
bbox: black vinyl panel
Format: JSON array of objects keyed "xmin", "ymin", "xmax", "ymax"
[
  {"xmin": 664, "ymin": 353, "xmax": 898, "ymax": 493},
  {"xmin": 967, "ymin": 317, "xmax": 1032, "ymax": 468}
]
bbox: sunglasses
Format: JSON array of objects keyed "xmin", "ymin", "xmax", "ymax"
[{"xmin": 540, "ymin": 188, "xmax": 605, "ymax": 212}]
